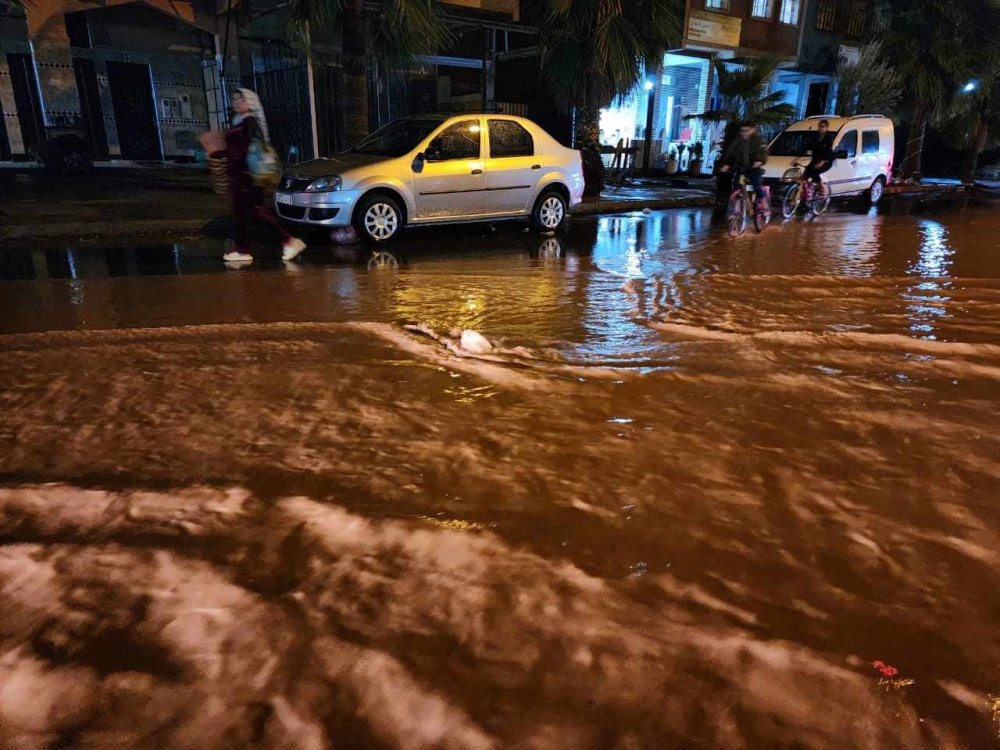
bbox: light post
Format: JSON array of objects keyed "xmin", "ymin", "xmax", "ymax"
[{"xmin": 642, "ymin": 79, "xmax": 656, "ymax": 172}]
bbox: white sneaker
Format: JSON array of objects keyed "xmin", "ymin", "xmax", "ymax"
[
  {"xmin": 281, "ymin": 237, "xmax": 307, "ymax": 261},
  {"xmin": 223, "ymin": 251, "xmax": 253, "ymax": 262}
]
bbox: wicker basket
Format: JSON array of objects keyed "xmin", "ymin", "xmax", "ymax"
[{"xmin": 207, "ymin": 156, "xmax": 229, "ymax": 196}]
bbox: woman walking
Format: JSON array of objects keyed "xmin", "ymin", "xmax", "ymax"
[{"xmin": 213, "ymin": 88, "xmax": 305, "ymax": 264}]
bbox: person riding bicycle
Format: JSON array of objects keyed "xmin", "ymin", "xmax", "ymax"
[
  {"xmin": 719, "ymin": 122, "xmax": 769, "ymax": 205},
  {"xmin": 803, "ymin": 119, "xmax": 836, "ymax": 191}
]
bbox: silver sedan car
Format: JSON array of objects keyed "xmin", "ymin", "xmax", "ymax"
[{"xmin": 274, "ymin": 114, "xmax": 584, "ymax": 243}]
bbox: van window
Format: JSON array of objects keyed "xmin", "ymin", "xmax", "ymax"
[
  {"xmin": 839, "ymin": 130, "xmax": 858, "ymax": 158},
  {"xmin": 862, "ymin": 130, "xmax": 880, "ymax": 155}
]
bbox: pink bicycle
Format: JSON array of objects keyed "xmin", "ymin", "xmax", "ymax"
[
  {"xmin": 781, "ymin": 159, "xmax": 831, "ymax": 219},
  {"xmin": 726, "ymin": 168, "xmax": 771, "ymax": 237}
]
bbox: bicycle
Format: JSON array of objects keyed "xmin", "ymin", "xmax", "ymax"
[
  {"xmin": 781, "ymin": 160, "xmax": 831, "ymax": 220},
  {"xmin": 725, "ymin": 169, "xmax": 771, "ymax": 237}
]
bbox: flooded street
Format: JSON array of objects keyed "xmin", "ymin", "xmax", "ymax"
[{"xmin": 1, "ymin": 205, "xmax": 999, "ymax": 748}]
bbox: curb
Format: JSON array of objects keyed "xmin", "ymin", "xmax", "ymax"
[
  {"xmin": 573, "ymin": 194, "xmax": 715, "ymax": 216},
  {"xmin": 0, "ymin": 196, "xmax": 717, "ymax": 245},
  {"xmin": 0, "ymin": 218, "xmax": 215, "ymax": 244}
]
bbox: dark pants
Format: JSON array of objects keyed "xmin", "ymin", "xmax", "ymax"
[
  {"xmin": 742, "ymin": 167, "xmax": 766, "ymax": 197},
  {"xmin": 804, "ymin": 163, "xmax": 831, "ymax": 184},
  {"xmin": 231, "ymin": 185, "xmax": 289, "ymax": 255}
]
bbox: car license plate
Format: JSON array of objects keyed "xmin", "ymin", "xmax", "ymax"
[{"xmin": 275, "ymin": 193, "xmax": 294, "ymax": 205}]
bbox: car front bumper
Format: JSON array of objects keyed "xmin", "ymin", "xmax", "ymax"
[{"xmin": 273, "ymin": 189, "xmax": 360, "ymax": 226}]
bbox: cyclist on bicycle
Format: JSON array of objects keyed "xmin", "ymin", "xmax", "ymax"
[
  {"xmin": 719, "ymin": 122, "xmax": 769, "ymax": 205},
  {"xmin": 803, "ymin": 119, "xmax": 836, "ymax": 190}
]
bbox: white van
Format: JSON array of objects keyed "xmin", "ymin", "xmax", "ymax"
[{"xmin": 764, "ymin": 115, "xmax": 895, "ymax": 204}]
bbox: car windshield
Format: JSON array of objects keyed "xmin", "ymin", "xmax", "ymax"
[
  {"xmin": 769, "ymin": 131, "xmax": 820, "ymax": 157},
  {"xmin": 350, "ymin": 119, "xmax": 443, "ymax": 157}
]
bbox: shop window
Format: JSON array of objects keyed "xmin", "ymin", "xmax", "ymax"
[
  {"xmin": 862, "ymin": 130, "xmax": 880, "ymax": 154},
  {"xmin": 846, "ymin": 0, "xmax": 867, "ymax": 37},
  {"xmin": 488, "ymin": 119, "xmax": 533, "ymax": 158},
  {"xmin": 751, "ymin": 0, "xmax": 774, "ymax": 19},
  {"xmin": 816, "ymin": 0, "xmax": 837, "ymax": 31},
  {"xmin": 839, "ymin": 130, "xmax": 858, "ymax": 158},
  {"xmin": 426, "ymin": 120, "xmax": 481, "ymax": 162},
  {"xmin": 704, "ymin": 0, "xmax": 730, "ymax": 12},
  {"xmin": 779, "ymin": 0, "xmax": 801, "ymax": 25}
]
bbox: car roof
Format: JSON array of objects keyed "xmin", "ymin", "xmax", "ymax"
[{"xmin": 785, "ymin": 115, "xmax": 892, "ymax": 131}]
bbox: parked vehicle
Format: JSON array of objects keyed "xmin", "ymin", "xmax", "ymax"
[
  {"xmin": 274, "ymin": 114, "xmax": 585, "ymax": 243},
  {"xmin": 764, "ymin": 115, "xmax": 895, "ymax": 205}
]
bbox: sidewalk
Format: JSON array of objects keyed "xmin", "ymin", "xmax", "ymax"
[
  {"xmin": 0, "ymin": 168, "xmax": 224, "ymax": 243},
  {"xmin": 0, "ymin": 167, "xmax": 716, "ymax": 245}
]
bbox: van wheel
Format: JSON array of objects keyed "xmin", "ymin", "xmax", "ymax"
[
  {"xmin": 354, "ymin": 193, "xmax": 403, "ymax": 243},
  {"xmin": 865, "ymin": 177, "xmax": 886, "ymax": 206},
  {"xmin": 531, "ymin": 190, "xmax": 568, "ymax": 232}
]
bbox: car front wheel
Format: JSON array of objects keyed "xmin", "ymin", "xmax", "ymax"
[
  {"xmin": 355, "ymin": 193, "xmax": 403, "ymax": 243},
  {"xmin": 530, "ymin": 190, "xmax": 568, "ymax": 232}
]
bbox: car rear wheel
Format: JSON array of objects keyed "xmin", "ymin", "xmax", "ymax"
[
  {"xmin": 530, "ymin": 190, "xmax": 567, "ymax": 232},
  {"xmin": 865, "ymin": 177, "xmax": 886, "ymax": 206},
  {"xmin": 355, "ymin": 193, "xmax": 403, "ymax": 243}
]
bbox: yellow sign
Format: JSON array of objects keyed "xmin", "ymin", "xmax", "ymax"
[{"xmin": 687, "ymin": 9, "xmax": 743, "ymax": 48}]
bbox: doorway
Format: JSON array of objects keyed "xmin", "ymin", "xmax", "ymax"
[
  {"xmin": 806, "ymin": 82, "xmax": 830, "ymax": 117},
  {"xmin": 6, "ymin": 53, "xmax": 46, "ymax": 158},
  {"xmin": 106, "ymin": 61, "xmax": 162, "ymax": 160},
  {"xmin": 73, "ymin": 58, "xmax": 109, "ymax": 159}
]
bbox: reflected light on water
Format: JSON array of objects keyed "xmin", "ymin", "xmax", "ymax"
[{"xmin": 904, "ymin": 221, "xmax": 954, "ymax": 340}]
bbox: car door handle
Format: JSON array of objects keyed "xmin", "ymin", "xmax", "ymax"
[
  {"xmin": 531, "ymin": 164, "xmax": 541, "ymax": 170},
  {"xmin": 471, "ymin": 169, "xmax": 483, "ymax": 175}
]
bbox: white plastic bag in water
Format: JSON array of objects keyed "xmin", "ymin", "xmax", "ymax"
[{"xmin": 459, "ymin": 330, "xmax": 493, "ymax": 355}]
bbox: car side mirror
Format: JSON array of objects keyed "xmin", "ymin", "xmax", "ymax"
[
  {"xmin": 412, "ymin": 152, "xmax": 425, "ymax": 173},
  {"xmin": 835, "ymin": 149, "xmax": 849, "ymax": 160}
]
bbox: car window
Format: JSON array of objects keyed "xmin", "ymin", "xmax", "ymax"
[
  {"xmin": 862, "ymin": 130, "xmax": 880, "ymax": 155},
  {"xmin": 351, "ymin": 118, "xmax": 443, "ymax": 157},
  {"xmin": 426, "ymin": 120, "xmax": 481, "ymax": 162},
  {"xmin": 839, "ymin": 130, "xmax": 858, "ymax": 158},
  {"xmin": 489, "ymin": 120, "xmax": 534, "ymax": 158}
]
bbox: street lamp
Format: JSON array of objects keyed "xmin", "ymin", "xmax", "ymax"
[
  {"xmin": 642, "ymin": 79, "xmax": 656, "ymax": 172},
  {"xmin": 963, "ymin": 81, "xmax": 979, "ymax": 94}
]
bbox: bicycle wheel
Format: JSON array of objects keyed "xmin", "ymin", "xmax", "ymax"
[
  {"xmin": 782, "ymin": 184, "xmax": 802, "ymax": 220},
  {"xmin": 812, "ymin": 186, "xmax": 832, "ymax": 215},
  {"xmin": 753, "ymin": 204, "xmax": 770, "ymax": 232},
  {"xmin": 727, "ymin": 196, "xmax": 747, "ymax": 237}
]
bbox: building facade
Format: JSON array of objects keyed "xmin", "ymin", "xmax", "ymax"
[
  {"xmin": 600, "ymin": 0, "xmax": 808, "ymax": 174},
  {"xmin": 0, "ymin": 0, "xmax": 532, "ymax": 165}
]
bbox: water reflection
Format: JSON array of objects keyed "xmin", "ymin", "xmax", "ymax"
[{"xmin": 904, "ymin": 220, "xmax": 955, "ymax": 340}]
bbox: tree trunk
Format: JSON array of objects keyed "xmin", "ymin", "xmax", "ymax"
[
  {"xmin": 575, "ymin": 93, "xmax": 604, "ymax": 197},
  {"xmin": 342, "ymin": 0, "xmax": 368, "ymax": 148},
  {"xmin": 900, "ymin": 110, "xmax": 927, "ymax": 180},
  {"xmin": 960, "ymin": 120, "xmax": 988, "ymax": 184}
]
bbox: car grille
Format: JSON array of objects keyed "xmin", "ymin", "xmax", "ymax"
[
  {"xmin": 276, "ymin": 204, "xmax": 307, "ymax": 220},
  {"xmin": 279, "ymin": 176, "xmax": 313, "ymax": 192}
]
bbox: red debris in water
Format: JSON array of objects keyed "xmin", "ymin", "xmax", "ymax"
[{"xmin": 872, "ymin": 660, "xmax": 899, "ymax": 677}]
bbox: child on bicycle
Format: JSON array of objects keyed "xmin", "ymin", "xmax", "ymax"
[{"xmin": 719, "ymin": 122, "xmax": 769, "ymax": 206}]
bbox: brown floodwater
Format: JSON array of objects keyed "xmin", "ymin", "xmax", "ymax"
[{"xmin": 1, "ymin": 205, "xmax": 999, "ymax": 748}]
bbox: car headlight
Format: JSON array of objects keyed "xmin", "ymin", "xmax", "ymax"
[
  {"xmin": 305, "ymin": 176, "xmax": 342, "ymax": 192},
  {"xmin": 782, "ymin": 167, "xmax": 803, "ymax": 182}
]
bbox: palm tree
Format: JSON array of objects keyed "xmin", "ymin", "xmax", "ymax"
[
  {"xmin": 873, "ymin": 0, "xmax": 992, "ymax": 179},
  {"xmin": 835, "ymin": 42, "xmax": 901, "ymax": 118},
  {"xmin": 285, "ymin": 0, "xmax": 451, "ymax": 147},
  {"xmin": 686, "ymin": 55, "xmax": 797, "ymax": 161},
  {"xmin": 533, "ymin": 0, "xmax": 683, "ymax": 195}
]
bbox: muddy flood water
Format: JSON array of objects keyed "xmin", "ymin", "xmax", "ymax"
[{"xmin": 1, "ymin": 206, "xmax": 999, "ymax": 748}]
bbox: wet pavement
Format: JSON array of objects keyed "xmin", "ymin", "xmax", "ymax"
[{"xmin": 1, "ymin": 205, "xmax": 999, "ymax": 748}]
